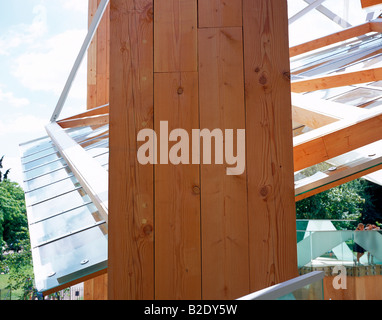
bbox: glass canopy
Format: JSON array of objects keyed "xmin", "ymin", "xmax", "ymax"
[{"xmin": 19, "ymin": 124, "xmax": 109, "ymax": 294}]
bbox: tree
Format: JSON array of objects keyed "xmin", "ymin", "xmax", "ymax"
[
  {"xmin": 296, "ymin": 179, "xmax": 367, "ymax": 229},
  {"xmin": 0, "ymin": 179, "xmax": 28, "ymax": 256}
]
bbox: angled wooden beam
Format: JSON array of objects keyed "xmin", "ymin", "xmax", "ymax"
[
  {"xmin": 295, "ymin": 163, "xmax": 382, "ymax": 201},
  {"xmin": 291, "ymin": 66, "xmax": 382, "ymax": 93},
  {"xmin": 361, "ymin": 0, "xmax": 382, "ymax": 8},
  {"xmin": 59, "ymin": 104, "xmax": 109, "ymax": 122},
  {"xmin": 370, "ymin": 18, "xmax": 382, "ymax": 33},
  {"xmin": 293, "ymin": 108, "xmax": 382, "ymax": 171},
  {"xmin": 58, "ymin": 114, "xmax": 109, "ymax": 129},
  {"xmin": 292, "ymin": 93, "xmax": 368, "ymax": 129},
  {"xmin": 289, "ymin": 22, "xmax": 372, "ymax": 57}
]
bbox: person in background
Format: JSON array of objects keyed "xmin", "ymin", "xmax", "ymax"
[{"xmin": 354, "ymin": 223, "xmax": 366, "ymax": 265}]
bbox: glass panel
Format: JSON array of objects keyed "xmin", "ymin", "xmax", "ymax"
[
  {"xmin": 23, "ymin": 157, "xmax": 67, "ymax": 181},
  {"xmin": 297, "ymin": 220, "xmax": 382, "ymax": 268},
  {"xmin": 25, "ymin": 175, "xmax": 81, "ymax": 206},
  {"xmin": 21, "ymin": 145, "xmax": 58, "ymax": 165},
  {"xmin": 332, "ymin": 88, "xmax": 382, "ymax": 107},
  {"xmin": 23, "ymin": 166, "xmax": 73, "ymax": 192},
  {"xmin": 73, "ymin": 125, "xmax": 109, "ymax": 144},
  {"xmin": 20, "ymin": 136, "xmax": 53, "ymax": 158},
  {"xmin": 295, "ymin": 140, "xmax": 382, "ymax": 197},
  {"xmin": 28, "ymin": 188, "xmax": 92, "ymax": 224},
  {"xmin": 32, "ymin": 225, "xmax": 108, "ymax": 293},
  {"xmin": 29, "ymin": 203, "xmax": 103, "ymax": 248},
  {"xmin": 277, "ymin": 279, "xmax": 324, "ymax": 300},
  {"xmin": 292, "ymin": 34, "xmax": 382, "ymax": 77},
  {"xmin": 22, "ymin": 150, "xmax": 62, "ymax": 172}
]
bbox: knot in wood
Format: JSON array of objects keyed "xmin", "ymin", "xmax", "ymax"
[{"xmin": 192, "ymin": 185, "xmax": 201, "ymax": 195}]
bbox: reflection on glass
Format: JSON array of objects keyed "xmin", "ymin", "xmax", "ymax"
[
  {"xmin": 26, "ymin": 175, "xmax": 81, "ymax": 205},
  {"xmin": 20, "ymin": 137, "xmax": 52, "ymax": 158},
  {"xmin": 295, "ymin": 140, "xmax": 382, "ymax": 197},
  {"xmin": 22, "ymin": 151, "xmax": 62, "ymax": 172},
  {"xmin": 29, "ymin": 203, "xmax": 103, "ymax": 248},
  {"xmin": 28, "ymin": 188, "xmax": 92, "ymax": 224},
  {"xmin": 23, "ymin": 158, "xmax": 67, "ymax": 181},
  {"xmin": 33, "ymin": 225, "xmax": 108, "ymax": 293},
  {"xmin": 21, "ymin": 146, "xmax": 58, "ymax": 165},
  {"xmin": 24, "ymin": 166, "xmax": 73, "ymax": 192}
]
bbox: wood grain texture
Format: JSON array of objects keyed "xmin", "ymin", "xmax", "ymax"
[
  {"xmin": 154, "ymin": 0, "xmax": 197, "ymax": 72},
  {"xmin": 289, "ymin": 22, "xmax": 372, "ymax": 58},
  {"xmin": 198, "ymin": 0, "xmax": 242, "ymax": 28},
  {"xmin": 198, "ymin": 27, "xmax": 249, "ymax": 300},
  {"xmin": 154, "ymin": 72, "xmax": 201, "ymax": 300},
  {"xmin": 294, "ymin": 112, "xmax": 382, "ymax": 171},
  {"xmin": 291, "ymin": 67, "xmax": 382, "ymax": 93},
  {"xmin": 361, "ymin": 0, "xmax": 382, "ymax": 8},
  {"xmin": 108, "ymin": 0, "xmax": 154, "ymax": 300},
  {"xmin": 243, "ymin": 0, "xmax": 298, "ymax": 292}
]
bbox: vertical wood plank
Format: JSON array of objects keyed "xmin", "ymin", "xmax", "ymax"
[
  {"xmin": 243, "ymin": 0, "xmax": 298, "ymax": 292},
  {"xmin": 154, "ymin": 72, "xmax": 201, "ymax": 300},
  {"xmin": 109, "ymin": 0, "xmax": 154, "ymax": 300},
  {"xmin": 96, "ymin": 2, "xmax": 109, "ymax": 107},
  {"xmin": 198, "ymin": 27, "xmax": 249, "ymax": 300},
  {"xmin": 154, "ymin": 0, "xmax": 197, "ymax": 72},
  {"xmin": 198, "ymin": 0, "xmax": 242, "ymax": 28},
  {"xmin": 87, "ymin": 0, "xmax": 98, "ymax": 110}
]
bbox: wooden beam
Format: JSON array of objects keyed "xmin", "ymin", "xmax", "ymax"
[
  {"xmin": 369, "ymin": 18, "xmax": 382, "ymax": 33},
  {"xmin": 293, "ymin": 108, "xmax": 382, "ymax": 171},
  {"xmin": 291, "ymin": 93, "xmax": 368, "ymax": 129},
  {"xmin": 59, "ymin": 104, "xmax": 109, "ymax": 122},
  {"xmin": 291, "ymin": 67, "xmax": 382, "ymax": 93},
  {"xmin": 58, "ymin": 114, "xmax": 109, "ymax": 129},
  {"xmin": 361, "ymin": 0, "xmax": 382, "ymax": 8},
  {"xmin": 289, "ymin": 22, "xmax": 372, "ymax": 57},
  {"xmin": 295, "ymin": 163, "xmax": 382, "ymax": 201},
  {"xmin": 243, "ymin": 0, "xmax": 298, "ymax": 292},
  {"xmin": 108, "ymin": 0, "xmax": 154, "ymax": 300}
]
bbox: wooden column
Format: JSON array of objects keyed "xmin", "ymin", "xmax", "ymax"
[
  {"xmin": 87, "ymin": 0, "xmax": 110, "ymax": 110},
  {"xmin": 108, "ymin": 0, "xmax": 297, "ymax": 300},
  {"xmin": 108, "ymin": 0, "xmax": 154, "ymax": 300},
  {"xmin": 84, "ymin": 0, "xmax": 110, "ymax": 300}
]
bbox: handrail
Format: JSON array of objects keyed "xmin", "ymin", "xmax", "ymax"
[
  {"xmin": 236, "ymin": 271, "xmax": 325, "ymax": 300},
  {"xmin": 50, "ymin": 0, "xmax": 110, "ymax": 122}
]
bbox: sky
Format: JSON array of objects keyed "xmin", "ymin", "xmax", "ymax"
[{"xmin": 0, "ymin": 0, "xmax": 376, "ymax": 186}]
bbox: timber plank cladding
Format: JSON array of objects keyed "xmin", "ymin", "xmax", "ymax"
[{"xmin": 105, "ymin": 0, "xmax": 298, "ymax": 300}]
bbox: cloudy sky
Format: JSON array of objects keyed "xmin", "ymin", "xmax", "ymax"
[
  {"xmin": 0, "ymin": 0, "xmax": 88, "ymax": 185},
  {"xmin": 0, "ymin": 0, "xmax": 374, "ymax": 186}
]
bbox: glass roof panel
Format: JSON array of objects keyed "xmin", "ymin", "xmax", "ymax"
[
  {"xmin": 295, "ymin": 140, "xmax": 382, "ymax": 197},
  {"xmin": 32, "ymin": 225, "xmax": 107, "ymax": 294},
  {"xmin": 20, "ymin": 127, "xmax": 109, "ymax": 293}
]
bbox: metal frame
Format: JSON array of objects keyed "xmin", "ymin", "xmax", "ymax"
[
  {"xmin": 45, "ymin": 122, "xmax": 109, "ymax": 223},
  {"xmin": 237, "ymin": 271, "xmax": 325, "ymax": 300},
  {"xmin": 50, "ymin": 0, "xmax": 110, "ymax": 122}
]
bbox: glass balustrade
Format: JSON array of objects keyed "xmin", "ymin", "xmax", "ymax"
[{"xmin": 297, "ymin": 221, "xmax": 382, "ymax": 268}]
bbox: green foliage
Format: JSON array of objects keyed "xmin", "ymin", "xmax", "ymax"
[
  {"xmin": 0, "ymin": 179, "xmax": 28, "ymax": 254},
  {"xmin": 296, "ymin": 179, "xmax": 369, "ymax": 229},
  {"xmin": 1, "ymin": 240, "xmax": 34, "ymax": 300}
]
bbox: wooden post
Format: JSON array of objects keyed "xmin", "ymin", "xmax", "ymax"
[
  {"xmin": 108, "ymin": 0, "xmax": 297, "ymax": 300},
  {"xmin": 83, "ymin": 0, "xmax": 110, "ymax": 301}
]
